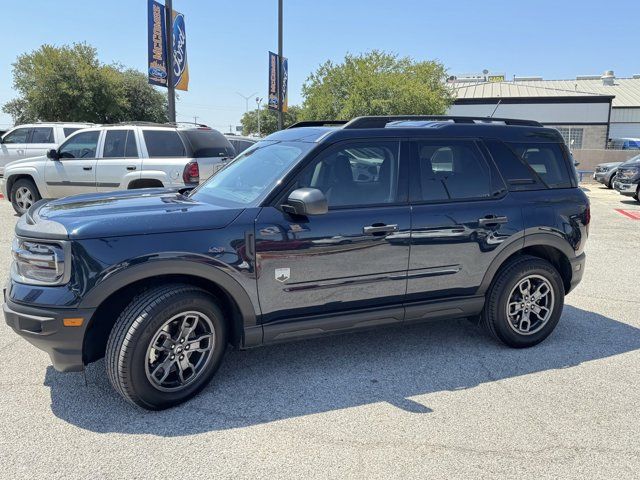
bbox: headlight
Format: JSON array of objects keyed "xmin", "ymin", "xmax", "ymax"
[{"xmin": 11, "ymin": 238, "xmax": 70, "ymax": 285}]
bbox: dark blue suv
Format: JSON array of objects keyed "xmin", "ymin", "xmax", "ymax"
[{"xmin": 4, "ymin": 116, "xmax": 590, "ymax": 409}]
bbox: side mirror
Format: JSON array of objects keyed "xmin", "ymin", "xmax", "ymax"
[
  {"xmin": 283, "ymin": 188, "xmax": 328, "ymax": 216},
  {"xmin": 46, "ymin": 149, "xmax": 60, "ymax": 160}
]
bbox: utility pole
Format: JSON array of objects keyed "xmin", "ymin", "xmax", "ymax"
[
  {"xmin": 256, "ymin": 97, "xmax": 263, "ymax": 137},
  {"xmin": 236, "ymin": 91, "xmax": 257, "ymax": 114},
  {"xmin": 165, "ymin": 0, "xmax": 176, "ymax": 122},
  {"xmin": 277, "ymin": 0, "xmax": 283, "ymax": 130}
]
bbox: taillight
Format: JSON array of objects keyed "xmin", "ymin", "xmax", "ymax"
[{"xmin": 183, "ymin": 161, "xmax": 199, "ymax": 184}]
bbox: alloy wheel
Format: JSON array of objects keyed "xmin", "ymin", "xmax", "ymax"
[
  {"xmin": 144, "ymin": 311, "xmax": 216, "ymax": 392},
  {"xmin": 506, "ymin": 274, "xmax": 555, "ymax": 335},
  {"xmin": 15, "ymin": 187, "xmax": 34, "ymax": 211}
]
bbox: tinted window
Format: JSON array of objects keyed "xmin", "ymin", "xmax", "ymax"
[
  {"xmin": 232, "ymin": 140, "xmax": 255, "ymax": 155},
  {"xmin": 59, "ymin": 131, "xmax": 100, "ymax": 159},
  {"xmin": 63, "ymin": 127, "xmax": 81, "ymax": 138},
  {"xmin": 182, "ymin": 129, "xmax": 234, "ymax": 158},
  {"xmin": 509, "ymin": 143, "xmax": 572, "ymax": 188},
  {"xmin": 414, "ymin": 140, "xmax": 494, "ymax": 201},
  {"xmin": 295, "ymin": 141, "xmax": 400, "ymax": 207},
  {"xmin": 29, "ymin": 127, "xmax": 54, "ymax": 143},
  {"xmin": 103, "ymin": 130, "xmax": 137, "ymax": 158},
  {"xmin": 2, "ymin": 128, "xmax": 30, "ymax": 144},
  {"xmin": 143, "ymin": 130, "xmax": 186, "ymax": 157},
  {"xmin": 484, "ymin": 139, "xmax": 541, "ymax": 190}
]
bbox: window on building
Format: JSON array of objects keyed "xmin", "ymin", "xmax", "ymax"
[{"xmin": 556, "ymin": 127, "xmax": 583, "ymax": 150}]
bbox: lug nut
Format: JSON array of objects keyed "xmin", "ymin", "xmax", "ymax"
[
  {"xmin": 180, "ymin": 338, "xmax": 184, "ymax": 343},
  {"xmin": 185, "ymin": 345, "xmax": 190, "ymax": 350},
  {"xmin": 170, "ymin": 355, "xmax": 175, "ymax": 360},
  {"xmin": 179, "ymin": 355, "xmax": 184, "ymax": 360}
]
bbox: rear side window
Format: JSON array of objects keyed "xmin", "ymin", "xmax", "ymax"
[
  {"xmin": 103, "ymin": 130, "xmax": 138, "ymax": 158},
  {"xmin": 413, "ymin": 140, "xmax": 497, "ymax": 202},
  {"xmin": 181, "ymin": 129, "xmax": 234, "ymax": 158},
  {"xmin": 29, "ymin": 127, "xmax": 54, "ymax": 143},
  {"xmin": 484, "ymin": 139, "xmax": 542, "ymax": 190},
  {"xmin": 63, "ymin": 127, "xmax": 81, "ymax": 138},
  {"xmin": 143, "ymin": 130, "xmax": 186, "ymax": 157},
  {"xmin": 509, "ymin": 143, "xmax": 573, "ymax": 189}
]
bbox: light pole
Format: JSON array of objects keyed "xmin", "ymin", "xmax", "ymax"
[
  {"xmin": 236, "ymin": 91, "xmax": 257, "ymax": 114},
  {"xmin": 277, "ymin": 0, "xmax": 283, "ymax": 130},
  {"xmin": 165, "ymin": 0, "xmax": 176, "ymax": 122},
  {"xmin": 256, "ymin": 97, "xmax": 263, "ymax": 137}
]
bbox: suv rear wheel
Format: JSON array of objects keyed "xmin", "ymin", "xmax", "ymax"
[
  {"xmin": 10, "ymin": 178, "xmax": 41, "ymax": 215},
  {"xmin": 105, "ymin": 284, "xmax": 227, "ymax": 410},
  {"xmin": 481, "ymin": 255, "xmax": 564, "ymax": 348}
]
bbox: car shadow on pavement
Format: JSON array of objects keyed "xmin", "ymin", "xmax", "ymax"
[{"xmin": 45, "ymin": 305, "xmax": 640, "ymax": 436}]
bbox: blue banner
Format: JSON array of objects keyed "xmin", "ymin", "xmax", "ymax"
[
  {"xmin": 171, "ymin": 9, "xmax": 189, "ymax": 91},
  {"xmin": 281, "ymin": 57, "xmax": 288, "ymax": 113},
  {"xmin": 147, "ymin": 0, "xmax": 168, "ymax": 87},
  {"xmin": 268, "ymin": 51, "xmax": 279, "ymax": 110}
]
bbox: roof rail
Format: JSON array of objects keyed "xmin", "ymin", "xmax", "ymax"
[
  {"xmin": 287, "ymin": 120, "xmax": 349, "ymax": 129},
  {"xmin": 343, "ymin": 115, "xmax": 543, "ymax": 129}
]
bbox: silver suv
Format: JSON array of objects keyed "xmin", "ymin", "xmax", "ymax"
[{"xmin": 2, "ymin": 123, "xmax": 234, "ymax": 214}]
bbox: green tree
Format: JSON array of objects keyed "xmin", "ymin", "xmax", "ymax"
[
  {"xmin": 2, "ymin": 43, "xmax": 167, "ymax": 124},
  {"xmin": 301, "ymin": 50, "xmax": 453, "ymax": 120},
  {"xmin": 240, "ymin": 105, "xmax": 301, "ymax": 136}
]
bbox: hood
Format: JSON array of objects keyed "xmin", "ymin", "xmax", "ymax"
[
  {"xmin": 596, "ymin": 162, "xmax": 622, "ymax": 169},
  {"xmin": 16, "ymin": 188, "xmax": 244, "ymax": 240},
  {"xmin": 3, "ymin": 154, "xmax": 47, "ymax": 171}
]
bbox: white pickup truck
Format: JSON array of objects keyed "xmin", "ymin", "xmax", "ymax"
[
  {"xmin": 2, "ymin": 123, "xmax": 236, "ymax": 214},
  {"xmin": 0, "ymin": 122, "xmax": 93, "ymax": 176}
]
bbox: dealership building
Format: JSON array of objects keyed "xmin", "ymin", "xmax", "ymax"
[{"xmin": 448, "ymin": 71, "xmax": 640, "ymax": 150}]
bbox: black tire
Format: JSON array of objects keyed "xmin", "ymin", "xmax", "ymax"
[
  {"xmin": 607, "ymin": 174, "xmax": 616, "ymax": 189},
  {"xmin": 10, "ymin": 178, "xmax": 41, "ymax": 216},
  {"xmin": 481, "ymin": 255, "xmax": 564, "ymax": 348},
  {"xmin": 634, "ymin": 186, "xmax": 639, "ymax": 202},
  {"xmin": 106, "ymin": 284, "xmax": 228, "ymax": 410}
]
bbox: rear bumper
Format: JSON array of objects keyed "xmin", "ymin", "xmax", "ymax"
[
  {"xmin": 613, "ymin": 181, "xmax": 638, "ymax": 196},
  {"xmin": 568, "ymin": 252, "xmax": 586, "ymax": 293},
  {"xmin": 3, "ymin": 297, "xmax": 95, "ymax": 372}
]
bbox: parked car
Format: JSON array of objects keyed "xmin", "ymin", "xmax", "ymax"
[
  {"xmin": 2, "ymin": 123, "xmax": 234, "ymax": 214},
  {"xmin": 593, "ymin": 161, "xmax": 623, "ymax": 188},
  {"xmin": 4, "ymin": 115, "xmax": 589, "ymax": 409},
  {"xmin": 610, "ymin": 138, "xmax": 640, "ymax": 150},
  {"xmin": 613, "ymin": 155, "xmax": 640, "ymax": 202},
  {"xmin": 0, "ymin": 122, "xmax": 93, "ymax": 175},
  {"xmin": 224, "ymin": 134, "xmax": 257, "ymax": 156}
]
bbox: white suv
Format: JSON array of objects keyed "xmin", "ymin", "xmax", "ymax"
[
  {"xmin": 0, "ymin": 122, "xmax": 93, "ymax": 175},
  {"xmin": 2, "ymin": 123, "xmax": 235, "ymax": 214}
]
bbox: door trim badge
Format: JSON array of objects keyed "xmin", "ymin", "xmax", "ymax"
[{"xmin": 275, "ymin": 268, "xmax": 290, "ymax": 283}]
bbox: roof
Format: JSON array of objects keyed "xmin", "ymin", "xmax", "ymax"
[
  {"xmin": 454, "ymin": 77, "xmax": 640, "ymax": 108},
  {"xmin": 454, "ymin": 82, "xmax": 611, "ymax": 100}
]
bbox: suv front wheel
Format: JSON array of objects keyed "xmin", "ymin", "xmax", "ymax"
[
  {"xmin": 10, "ymin": 178, "xmax": 41, "ymax": 215},
  {"xmin": 481, "ymin": 255, "xmax": 565, "ymax": 348},
  {"xmin": 106, "ymin": 284, "xmax": 228, "ymax": 410}
]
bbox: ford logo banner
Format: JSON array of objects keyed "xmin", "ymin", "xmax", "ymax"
[
  {"xmin": 149, "ymin": 66, "xmax": 167, "ymax": 79},
  {"xmin": 172, "ymin": 11, "xmax": 189, "ymax": 91}
]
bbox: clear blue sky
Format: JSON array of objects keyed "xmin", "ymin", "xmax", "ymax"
[{"xmin": 2, "ymin": 0, "xmax": 639, "ymax": 130}]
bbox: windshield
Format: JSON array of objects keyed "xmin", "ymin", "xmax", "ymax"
[
  {"xmin": 190, "ymin": 141, "xmax": 313, "ymax": 207},
  {"xmin": 622, "ymin": 154, "xmax": 640, "ymax": 165}
]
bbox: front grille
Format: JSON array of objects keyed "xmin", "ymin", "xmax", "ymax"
[{"xmin": 617, "ymin": 169, "xmax": 634, "ymax": 180}]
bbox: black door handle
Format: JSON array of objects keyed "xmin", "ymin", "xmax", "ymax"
[
  {"xmin": 83, "ymin": 166, "xmax": 93, "ymax": 171},
  {"xmin": 127, "ymin": 165, "xmax": 137, "ymax": 171},
  {"xmin": 478, "ymin": 215, "xmax": 508, "ymax": 226},
  {"xmin": 363, "ymin": 224, "xmax": 399, "ymax": 235}
]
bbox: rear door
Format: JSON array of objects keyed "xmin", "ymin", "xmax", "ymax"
[
  {"xmin": 44, "ymin": 130, "xmax": 100, "ymax": 197},
  {"xmin": 256, "ymin": 139, "xmax": 411, "ymax": 331},
  {"xmin": 95, "ymin": 129, "xmax": 141, "ymax": 192},
  {"xmin": 0, "ymin": 127, "xmax": 30, "ymax": 170},
  {"xmin": 24, "ymin": 126, "xmax": 55, "ymax": 159},
  {"xmin": 405, "ymin": 138, "xmax": 523, "ymax": 317}
]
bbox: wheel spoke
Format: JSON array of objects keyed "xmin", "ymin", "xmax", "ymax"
[
  {"xmin": 518, "ymin": 279, "xmax": 531, "ymax": 296},
  {"xmin": 508, "ymin": 301, "xmax": 522, "ymax": 316},
  {"xmin": 179, "ymin": 314, "xmax": 199, "ymax": 340},
  {"xmin": 518, "ymin": 310, "xmax": 532, "ymax": 332},
  {"xmin": 151, "ymin": 357, "xmax": 175, "ymax": 384},
  {"xmin": 531, "ymin": 283, "xmax": 550, "ymax": 302},
  {"xmin": 186, "ymin": 333, "xmax": 213, "ymax": 353}
]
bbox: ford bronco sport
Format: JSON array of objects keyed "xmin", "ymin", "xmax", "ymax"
[{"xmin": 4, "ymin": 116, "xmax": 589, "ymax": 410}]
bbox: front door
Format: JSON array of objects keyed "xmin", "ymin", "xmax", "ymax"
[
  {"xmin": 96, "ymin": 129, "xmax": 142, "ymax": 191},
  {"xmin": 255, "ymin": 139, "xmax": 410, "ymax": 327},
  {"xmin": 44, "ymin": 130, "xmax": 101, "ymax": 197},
  {"xmin": 406, "ymin": 139, "xmax": 523, "ymax": 310}
]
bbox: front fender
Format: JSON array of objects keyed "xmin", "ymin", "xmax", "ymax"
[{"xmin": 6, "ymin": 166, "xmax": 48, "ymax": 197}]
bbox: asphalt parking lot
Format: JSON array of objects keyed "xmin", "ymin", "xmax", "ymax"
[{"xmin": 0, "ymin": 186, "xmax": 639, "ymax": 479}]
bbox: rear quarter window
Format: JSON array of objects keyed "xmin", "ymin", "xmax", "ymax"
[
  {"xmin": 143, "ymin": 130, "xmax": 186, "ymax": 157},
  {"xmin": 181, "ymin": 129, "xmax": 234, "ymax": 158},
  {"xmin": 508, "ymin": 142, "xmax": 573, "ymax": 189}
]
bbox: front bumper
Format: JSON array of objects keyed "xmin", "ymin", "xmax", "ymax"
[
  {"xmin": 3, "ymin": 297, "xmax": 95, "ymax": 372},
  {"xmin": 568, "ymin": 252, "xmax": 586, "ymax": 294},
  {"xmin": 593, "ymin": 172, "xmax": 610, "ymax": 185},
  {"xmin": 613, "ymin": 181, "xmax": 638, "ymax": 196}
]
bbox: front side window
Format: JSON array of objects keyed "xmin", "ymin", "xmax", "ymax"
[
  {"xmin": 414, "ymin": 140, "xmax": 494, "ymax": 202},
  {"xmin": 29, "ymin": 127, "xmax": 54, "ymax": 144},
  {"xmin": 58, "ymin": 131, "xmax": 100, "ymax": 159},
  {"xmin": 509, "ymin": 143, "xmax": 572, "ymax": 189},
  {"xmin": 103, "ymin": 130, "xmax": 137, "ymax": 158},
  {"xmin": 143, "ymin": 130, "xmax": 186, "ymax": 157},
  {"xmin": 293, "ymin": 141, "xmax": 400, "ymax": 208},
  {"xmin": 2, "ymin": 128, "xmax": 30, "ymax": 144},
  {"xmin": 191, "ymin": 141, "xmax": 313, "ymax": 207}
]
